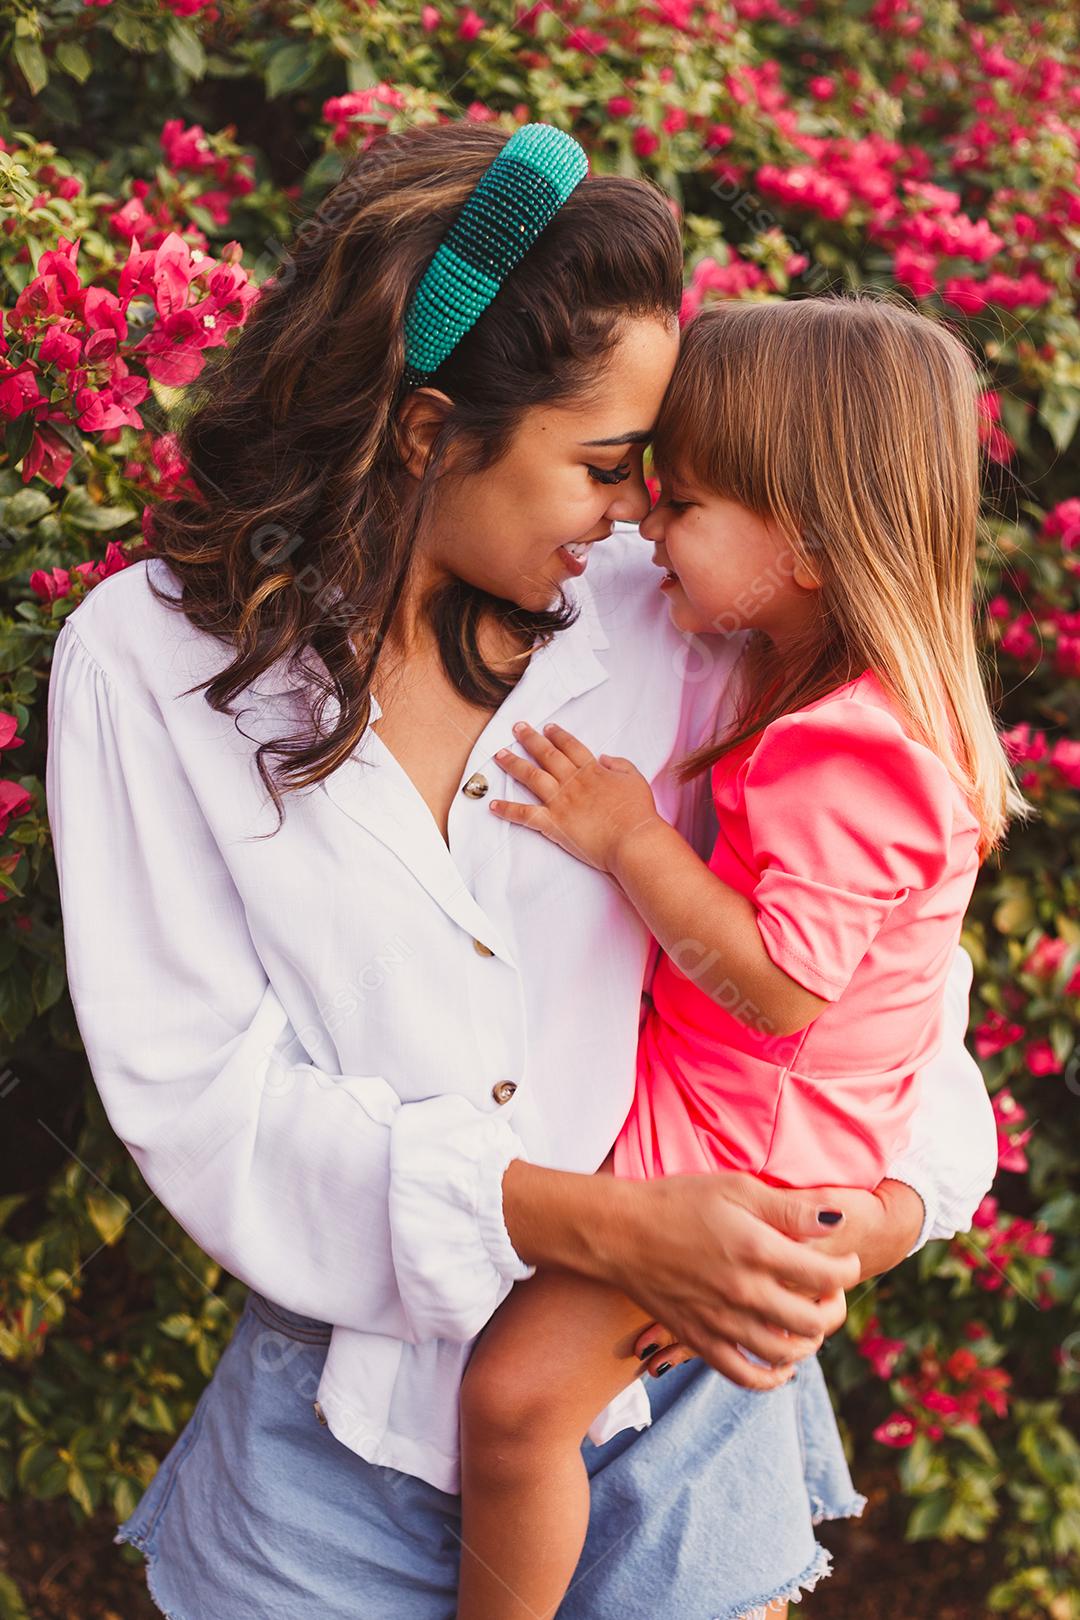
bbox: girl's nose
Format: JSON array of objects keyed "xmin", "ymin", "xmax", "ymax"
[{"xmin": 639, "ymin": 502, "xmax": 663, "ymax": 542}]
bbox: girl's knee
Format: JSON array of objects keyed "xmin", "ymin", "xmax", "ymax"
[{"xmin": 460, "ymin": 1343, "xmax": 554, "ymax": 1455}]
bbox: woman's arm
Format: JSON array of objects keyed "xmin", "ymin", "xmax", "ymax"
[
  {"xmin": 46, "ymin": 622, "xmax": 533, "ymax": 1345},
  {"xmin": 502, "ymin": 1158, "xmax": 862, "ymax": 1389}
]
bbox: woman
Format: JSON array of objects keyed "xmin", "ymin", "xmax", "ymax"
[{"xmin": 45, "ymin": 122, "xmax": 996, "ymax": 1619}]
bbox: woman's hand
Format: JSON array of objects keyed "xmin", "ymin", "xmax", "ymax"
[
  {"xmin": 631, "ymin": 1176, "xmax": 925, "ymax": 1379},
  {"xmin": 501, "ymin": 1160, "xmax": 861, "ymax": 1392},
  {"xmin": 489, "ymin": 721, "xmax": 661, "ymax": 874}
]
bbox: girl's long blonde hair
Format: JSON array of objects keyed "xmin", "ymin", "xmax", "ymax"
[{"xmin": 654, "ymin": 291, "xmax": 1029, "ymax": 861}]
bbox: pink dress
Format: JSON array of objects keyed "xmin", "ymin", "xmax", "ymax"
[{"xmin": 613, "ymin": 670, "xmax": 982, "ymax": 1190}]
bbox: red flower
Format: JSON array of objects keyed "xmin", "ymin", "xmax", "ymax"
[
  {"xmin": 1025, "ymin": 1039, "xmax": 1063, "ymax": 1077},
  {"xmin": 874, "ymin": 1412, "xmax": 917, "ymax": 1448},
  {"xmin": 0, "ymin": 781, "xmax": 31, "ymax": 835},
  {"xmin": 974, "ymin": 1009, "xmax": 1024, "ymax": 1060}
]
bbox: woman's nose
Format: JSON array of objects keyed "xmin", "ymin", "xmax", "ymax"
[{"xmin": 607, "ymin": 461, "xmax": 653, "ymax": 526}]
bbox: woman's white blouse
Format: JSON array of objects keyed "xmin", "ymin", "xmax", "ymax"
[{"xmin": 45, "ymin": 526, "xmax": 997, "ymax": 1493}]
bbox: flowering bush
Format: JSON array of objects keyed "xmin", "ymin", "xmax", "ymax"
[{"xmin": 0, "ymin": 1, "xmax": 1078, "ymax": 1611}]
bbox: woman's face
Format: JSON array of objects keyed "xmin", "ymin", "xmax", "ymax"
[{"xmin": 408, "ymin": 316, "xmax": 681, "ymax": 611}]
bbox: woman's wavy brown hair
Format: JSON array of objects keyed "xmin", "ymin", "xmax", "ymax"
[{"xmin": 146, "ymin": 121, "xmax": 682, "ymax": 831}]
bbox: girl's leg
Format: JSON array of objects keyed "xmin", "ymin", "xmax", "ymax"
[{"xmin": 457, "ymin": 1265, "xmax": 654, "ymax": 1620}]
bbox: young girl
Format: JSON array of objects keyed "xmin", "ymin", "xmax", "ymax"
[{"xmin": 455, "ymin": 292, "xmax": 1027, "ymax": 1620}]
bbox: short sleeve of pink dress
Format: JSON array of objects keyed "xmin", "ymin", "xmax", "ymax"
[
  {"xmin": 744, "ymin": 692, "xmax": 960, "ymax": 1003},
  {"xmin": 613, "ymin": 673, "xmax": 982, "ymax": 1190}
]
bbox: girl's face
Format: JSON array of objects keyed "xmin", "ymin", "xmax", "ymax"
[
  {"xmin": 403, "ymin": 317, "xmax": 681, "ymax": 612},
  {"xmin": 640, "ymin": 467, "xmax": 821, "ymax": 649}
]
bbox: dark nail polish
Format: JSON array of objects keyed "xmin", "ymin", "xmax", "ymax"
[
  {"xmin": 638, "ymin": 1341, "xmax": 660, "ymax": 1361},
  {"xmin": 817, "ymin": 1210, "xmax": 844, "ymax": 1226},
  {"xmin": 654, "ymin": 1361, "xmax": 672, "ymax": 1377}
]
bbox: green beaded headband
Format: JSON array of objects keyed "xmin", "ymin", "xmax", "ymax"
[{"xmin": 401, "ymin": 122, "xmax": 589, "ymax": 389}]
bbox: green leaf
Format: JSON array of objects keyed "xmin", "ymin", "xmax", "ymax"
[
  {"xmin": 951, "ymin": 1421, "xmax": 999, "ymax": 1467},
  {"xmin": 166, "ymin": 21, "xmax": 207, "ymax": 79},
  {"xmin": 86, "ymin": 1186, "xmax": 131, "ymax": 1248},
  {"xmin": 12, "ymin": 39, "xmax": 48, "ymax": 97},
  {"xmin": 265, "ymin": 42, "xmax": 324, "ymax": 99},
  {"xmin": 66, "ymin": 1464, "xmax": 94, "ymax": 1516},
  {"xmin": 112, "ymin": 1476, "xmax": 140, "ymax": 1521},
  {"xmin": 159, "ymin": 1313, "xmax": 195, "ymax": 1340},
  {"xmin": 907, "ymin": 1490, "xmax": 953, "ymax": 1540},
  {"xmin": 1037, "ymin": 385, "xmax": 1080, "ymax": 453},
  {"xmin": 30, "ymin": 957, "xmax": 67, "ymax": 1016},
  {"xmin": 0, "ymin": 1569, "xmax": 31, "ymax": 1619},
  {"xmin": 3, "ymin": 414, "xmax": 37, "ymax": 471},
  {"xmin": 3, "ymin": 489, "xmax": 52, "ymax": 527},
  {"xmin": 60, "ymin": 487, "xmax": 138, "ymax": 532},
  {"xmin": 54, "ymin": 41, "xmax": 93, "ymax": 84},
  {"xmin": 110, "ymin": 11, "xmax": 158, "ymax": 52}
]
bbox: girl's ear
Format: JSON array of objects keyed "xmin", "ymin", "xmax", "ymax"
[
  {"xmin": 792, "ymin": 554, "xmax": 822, "ymax": 591},
  {"xmin": 791, "ymin": 538, "xmax": 823, "ymax": 592},
  {"xmin": 394, "ymin": 387, "xmax": 455, "ymax": 479}
]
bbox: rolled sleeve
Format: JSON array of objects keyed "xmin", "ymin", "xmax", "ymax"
[{"xmin": 389, "ymin": 1096, "xmax": 535, "ymax": 1342}]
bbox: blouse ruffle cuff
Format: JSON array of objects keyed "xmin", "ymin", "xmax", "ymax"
[{"xmin": 388, "ymin": 1093, "xmax": 534, "ymax": 1344}]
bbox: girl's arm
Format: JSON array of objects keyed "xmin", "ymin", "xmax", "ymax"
[
  {"xmin": 609, "ymin": 815, "xmax": 828, "ymax": 1037},
  {"xmin": 49, "ymin": 624, "xmax": 859, "ymax": 1371}
]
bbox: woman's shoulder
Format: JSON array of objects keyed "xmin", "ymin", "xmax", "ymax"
[{"xmin": 54, "ymin": 556, "xmax": 281, "ymax": 713}]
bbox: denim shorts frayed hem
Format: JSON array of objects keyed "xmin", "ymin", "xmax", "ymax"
[{"xmin": 113, "ymin": 1289, "xmax": 867, "ymax": 1620}]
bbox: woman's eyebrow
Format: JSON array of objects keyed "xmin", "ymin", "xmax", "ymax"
[{"xmin": 579, "ymin": 431, "xmax": 653, "ymax": 446}]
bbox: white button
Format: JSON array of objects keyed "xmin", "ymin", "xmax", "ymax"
[{"xmin": 462, "ymin": 773, "xmax": 489, "ymax": 799}]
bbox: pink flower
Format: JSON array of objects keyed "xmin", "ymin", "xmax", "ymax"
[
  {"xmin": 992, "ymin": 1088, "xmax": 1031, "ymax": 1173},
  {"xmin": 857, "ymin": 1317, "xmax": 907, "ymax": 1379},
  {"xmin": 1022, "ymin": 937, "xmax": 1068, "ymax": 981},
  {"xmin": 808, "ymin": 76, "xmax": 835, "ymax": 100},
  {"xmin": 1000, "ymin": 723, "xmax": 1048, "ymax": 765},
  {"xmin": 874, "ymin": 1413, "xmax": 917, "ymax": 1448},
  {"xmin": 633, "ymin": 127, "xmax": 660, "ymax": 159},
  {"xmin": 457, "ymin": 8, "xmax": 485, "ymax": 40},
  {"xmin": 0, "ymin": 715, "xmax": 23, "ymax": 752},
  {"xmin": 0, "ymin": 780, "xmax": 31, "ymax": 835},
  {"xmin": 1044, "ymin": 498, "xmax": 1080, "ymax": 552},
  {"xmin": 30, "ymin": 566, "xmax": 72, "ymax": 603},
  {"xmin": 1025, "ymin": 1039, "xmax": 1063, "ymax": 1077},
  {"xmin": 0, "ymin": 364, "xmax": 45, "ymax": 421},
  {"xmin": 1050, "ymin": 738, "xmax": 1080, "ymax": 789},
  {"xmin": 421, "ymin": 5, "xmax": 440, "ymax": 28},
  {"xmin": 607, "ymin": 96, "xmax": 634, "ymax": 118},
  {"xmin": 974, "ymin": 1009, "xmax": 1024, "ymax": 1060}
]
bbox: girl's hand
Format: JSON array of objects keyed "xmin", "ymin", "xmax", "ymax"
[{"xmin": 489, "ymin": 721, "xmax": 661, "ymax": 874}]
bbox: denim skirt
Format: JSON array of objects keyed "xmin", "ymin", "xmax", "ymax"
[{"xmin": 115, "ymin": 1289, "xmax": 866, "ymax": 1620}]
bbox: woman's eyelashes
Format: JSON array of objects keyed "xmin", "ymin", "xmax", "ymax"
[{"xmin": 587, "ymin": 463, "xmax": 631, "ymax": 486}]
